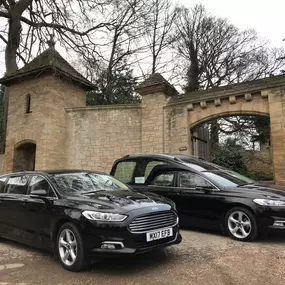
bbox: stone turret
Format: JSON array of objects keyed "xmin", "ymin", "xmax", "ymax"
[{"xmin": 0, "ymin": 46, "xmax": 95, "ymax": 172}]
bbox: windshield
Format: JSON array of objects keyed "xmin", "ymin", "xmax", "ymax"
[
  {"xmin": 203, "ymin": 171, "xmax": 255, "ymax": 187},
  {"xmin": 50, "ymin": 172, "xmax": 130, "ymax": 194}
]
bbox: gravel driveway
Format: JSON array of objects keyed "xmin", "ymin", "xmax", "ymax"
[{"xmin": 1, "ymin": 229, "xmax": 285, "ymax": 285}]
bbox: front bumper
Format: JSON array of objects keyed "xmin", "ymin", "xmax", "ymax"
[
  {"xmin": 256, "ymin": 205, "xmax": 285, "ymax": 232},
  {"xmin": 81, "ymin": 223, "xmax": 181, "ymax": 257}
]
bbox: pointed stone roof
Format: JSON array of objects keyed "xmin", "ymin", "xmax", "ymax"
[
  {"xmin": 0, "ymin": 47, "xmax": 95, "ymax": 91},
  {"xmin": 136, "ymin": 73, "xmax": 178, "ymax": 96}
]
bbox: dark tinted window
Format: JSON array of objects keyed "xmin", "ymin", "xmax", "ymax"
[
  {"xmin": 28, "ymin": 175, "xmax": 55, "ymax": 197},
  {"xmin": 203, "ymin": 171, "xmax": 254, "ymax": 187},
  {"xmin": 113, "ymin": 161, "xmax": 136, "ymax": 184},
  {"xmin": 179, "ymin": 157, "xmax": 226, "ymax": 171},
  {"xmin": 6, "ymin": 176, "xmax": 28, "ymax": 195},
  {"xmin": 151, "ymin": 172, "xmax": 174, "ymax": 187},
  {"xmin": 178, "ymin": 171, "xmax": 212, "ymax": 188},
  {"xmin": 0, "ymin": 177, "xmax": 7, "ymax": 193}
]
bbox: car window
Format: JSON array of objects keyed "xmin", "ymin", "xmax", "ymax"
[
  {"xmin": 0, "ymin": 177, "xmax": 7, "ymax": 193},
  {"xmin": 28, "ymin": 175, "xmax": 56, "ymax": 197},
  {"xmin": 6, "ymin": 176, "xmax": 29, "ymax": 195},
  {"xmin": 135, "ymin": 160, "xmax": 167, "ymax": 184},
  {"xmin": 151, "ymin": 172, "xmax": 174, "ymax": 187},
  {"xmin": 51, "ymin": 172, "xmax": 129, "ymax": 194},
  {"xmin": 113, "ymin": 161, "xmax": 136, "ymax": 184},
  {"xmin": 179, "ymin": 172, "xmax": 212, "ymax": 188},
  {"xmin": 145, "ymin": 161, "xmax": 166, "ymax": 180}
]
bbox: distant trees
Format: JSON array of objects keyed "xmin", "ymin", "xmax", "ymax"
[
  {"xmin": 210, "ymin": 138, "xmax": 248, "ymax": 175},
  {"xmin": 173, "ymin": 4, "xmax": 285, "ymax": 91}
]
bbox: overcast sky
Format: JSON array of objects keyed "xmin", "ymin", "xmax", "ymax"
[{"xmin": 177, "ymin": 0, "xmax": 285, "ymax": 47}]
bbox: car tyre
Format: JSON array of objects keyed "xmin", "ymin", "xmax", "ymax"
[
  {"xmin": 225, "ymin": 207, "xmax": 258, "ymax": 242},
  {"xmin": 56, "ymin": 222, "xmax": 89, "ymax": 271}
]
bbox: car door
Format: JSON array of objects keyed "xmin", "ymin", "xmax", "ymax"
[
  {"xmin": 21, "ymin": 175, "xmax": 57, "ymax": 248},
  {"xmin": 0, "ymin": 175, "xmax": 30, "ymax": 241},
  {"xmin": 142, "ymin": 170, "xmax": 180, "ymax": 201},
  {"xmin": 175, "ymin": 171, "xmax": 225, "ymax": 228}
]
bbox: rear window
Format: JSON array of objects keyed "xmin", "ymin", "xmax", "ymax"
[
  {"xmin": 113, "ymin": 159, "xmax": 167, "ymax": 185},
  {"xmin": 113, "ymin": 161, "xmax": 136, "ymax": 184}
]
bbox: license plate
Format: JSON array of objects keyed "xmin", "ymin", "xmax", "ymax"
[{"xmin": 146, "ymin": 228, "xmax": 173, "ymax": 242}]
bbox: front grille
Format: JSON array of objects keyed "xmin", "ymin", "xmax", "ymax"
[{"xmin": 129, "ymin": 211, "xmax": 178, "ymax": 233}]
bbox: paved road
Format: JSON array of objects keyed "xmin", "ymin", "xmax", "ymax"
[{"xmin": 1, "ymin": 229, "xmax": 285, "ymax": 285}]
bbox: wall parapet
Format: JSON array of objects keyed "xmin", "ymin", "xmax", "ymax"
[{"xmin": 166, "ymin": 74, "xmax": 285, "ymax": 107}]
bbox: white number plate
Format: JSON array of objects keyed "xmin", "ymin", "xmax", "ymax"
[{"xmin": 146, "ymin": 228, "xmax": 173, "ymax": 242}]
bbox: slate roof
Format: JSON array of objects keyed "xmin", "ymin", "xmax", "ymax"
[
  {"xmin": 136, "ymin": 73, "xmax": 178, "ymax": 96},
  {"xmin": 0, "ymin": 47, "xmax": 95, "ymax": 91}
]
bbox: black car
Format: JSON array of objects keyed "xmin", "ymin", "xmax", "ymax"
[
  {"xmin": 0, "ymin": 170, "xmax": 181, "ymax": 271},
  {"xmin": 111, "ymin": 154, "xmax": 285, "ymax": 242}
]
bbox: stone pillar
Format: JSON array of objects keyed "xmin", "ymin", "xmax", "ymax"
[
  {"xmin": 136, "ymin": 73, "xmax": 178, "ymax": 153},
  {"xmin": 268, "ymin": 87, "xmax": 285, "ymax": 185}
]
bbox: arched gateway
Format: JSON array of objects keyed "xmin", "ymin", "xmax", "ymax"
[{"xmin": 136, "ymin": 74, "xmax": 285, "ymax": 185}]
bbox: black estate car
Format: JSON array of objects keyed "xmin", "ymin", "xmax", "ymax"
[
  {"xmin": 111, "ymin": 154, "xmax": 285, "ymax": 242},
  {"xmin": 0, "ymin": 170, "xmax": 181, "ymax": 271}
]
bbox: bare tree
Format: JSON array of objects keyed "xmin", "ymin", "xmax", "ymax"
[
  {"xmin": 0, "ymin": 0, "xmax": 112, "ymax": 152},
  {"xmin": 173, "ymin": 4, "xmax": 285, "ymax": 91},
  {"xmin": 82, "ymin": 0, "xmax": 149, "ymax": 103},
  {"xmin": 142, "ymin": 0, "xmax": 178, "ymax": 74},
  {"xmin": 0, "ymin": 0, "xmax": 111, "ymax": 74}
]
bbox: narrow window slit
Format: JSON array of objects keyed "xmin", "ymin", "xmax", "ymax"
[{"xmin": 26, "ymin": 94, "xmax": 32, "ymax": 113}]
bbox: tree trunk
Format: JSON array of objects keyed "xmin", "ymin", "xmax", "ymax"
[
  {"xmin": 1, "ymin": 10, "xmax": 22, "ymax": 153},
  {"xmin": 186, "ymin": 41, "xmax": 199, "ymax": 92}
]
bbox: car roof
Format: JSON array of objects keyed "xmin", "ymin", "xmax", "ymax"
[
  {"xmin": 0, "ymin": 169, "xmax": 106, "ymax": 177},
  {"xmin": 114, "ymin": 153, "xmax": 225, "ymax": 171},
  {"xmin": 117, "ymin": 153, "xmax": 201, "ymax": 162}
]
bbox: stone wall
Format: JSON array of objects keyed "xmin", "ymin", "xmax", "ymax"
[
  {"xmin": 65, "ymin": 105, "xmax": 142, "ymax": 173},
  {"xmin": 141, "ymin": 92, "xmax": 166, "ymax": 153},
  {"xmin": 268, "ymin": 87, "xmax": 285, "ymax": 184}
]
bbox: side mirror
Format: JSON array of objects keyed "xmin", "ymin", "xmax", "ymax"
[{"xmin": 30, "ymin": 189, "xmax": 47, "ymax": 196}]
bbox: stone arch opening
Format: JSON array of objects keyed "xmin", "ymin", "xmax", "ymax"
[
  {"xmin": 13, "ymin": 140, "xmax": 36, "ymax": 172},
  {"xmin": 189, "ymin": 112, "xmax": 272, "ymax": 182}
]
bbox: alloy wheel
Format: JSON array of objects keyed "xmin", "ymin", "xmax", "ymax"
[
  {"xmin": 227, "ymin": 211, "xmax": 252, "ymax": 239},
  {"xmin": 58, "ymin": 229, "xmax": 78, "ymax": 266}
]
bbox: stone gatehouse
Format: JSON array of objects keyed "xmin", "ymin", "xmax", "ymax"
[{"xmin": 1, "ymin": 47, "xmax": 285, "ymax": 184}]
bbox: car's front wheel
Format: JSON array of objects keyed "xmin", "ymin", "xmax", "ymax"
[
  {"xmin": 225, "ymin": 207, "xmax": 258, "ymax": 242},
  {"xmin": 56, "ymin": 222, "xmax": 89, "ymax": 271}
]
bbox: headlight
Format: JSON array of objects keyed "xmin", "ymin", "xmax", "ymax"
[
  {"xmin": 82, "ymin": 210, "xmax": 127, "ymax": 221},
  {"xmin": 254, "ymin": 199, "xmax": 285, "ymax": 206}
]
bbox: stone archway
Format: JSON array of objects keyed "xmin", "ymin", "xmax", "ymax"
[
  {"xmin": 189, "ymin": 111, "xmax": 270, "ymax": 159},
  {"xmin": 13, "ymin": 140, "xmax": 36, "ymax": 172}
]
